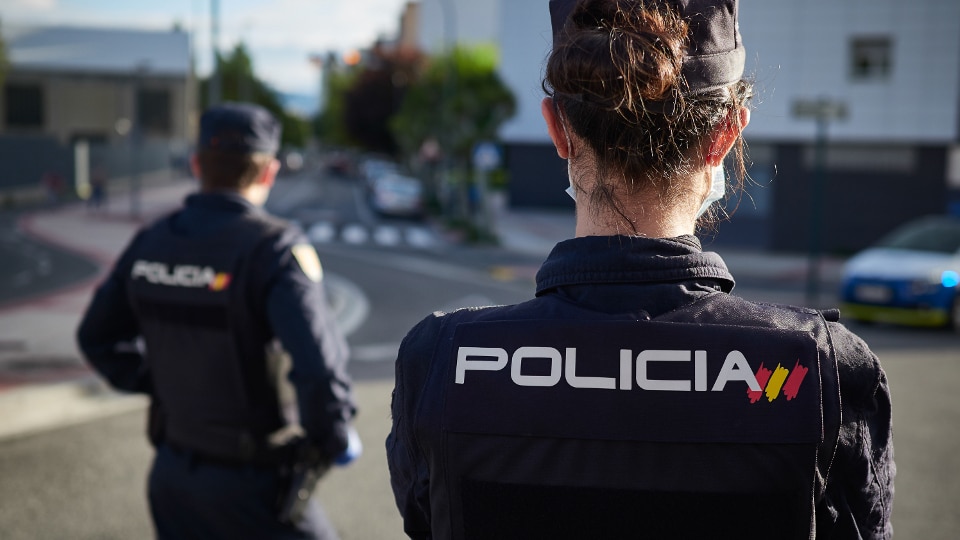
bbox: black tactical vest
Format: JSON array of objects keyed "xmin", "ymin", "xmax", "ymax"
[
  {"xmin": 432, "ymin": 293, "xmax": 841, "ymax": 540},
  {"xmin": 125, "ymin": 211, "xmax": 287, "ymax": 462}
]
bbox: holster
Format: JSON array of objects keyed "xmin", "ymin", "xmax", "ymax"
[{"xmin": 276, "ymin": 441, "xmax": 332, "ymax": 524}]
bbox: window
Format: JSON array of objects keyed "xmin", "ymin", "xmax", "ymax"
[
  {"xmin": 850, "ymin": 36, "xmax": 892, "ymax": 81},
  {"xmin": 137, "ymin": 89, "xmax": 171, "ymax": 135},
  {"xmin": 4, "ymin": 84, "xmax": 44, "ymax": 128}
]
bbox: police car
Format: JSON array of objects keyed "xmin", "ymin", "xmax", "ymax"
[{"xmin": 839, "ymin": 215, "xmax": 960, "ymax": 332}]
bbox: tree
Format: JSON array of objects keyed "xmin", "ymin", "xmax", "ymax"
[
  {"xmin": 392, "ymin": 45, "xmax": 514, "ymax": 166},
  {"xmin": 199, "ymin": 43, "xmax": 309, "ymax": 148},
  {"xmin": 341, "ymin": 43, "xmax": 423, "ymax": 156},
  {"xmin": 391, "ymin": 45, "xmax": 516, "ymax": 229}
]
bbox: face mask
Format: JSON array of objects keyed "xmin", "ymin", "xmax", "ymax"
[
  {"xmin": 696, "ymin": 165, "xmax": 726, "ymax": 218},
  {"xmin": 562, "ymin": 121, "xmax": 576, "ymax": 202}
]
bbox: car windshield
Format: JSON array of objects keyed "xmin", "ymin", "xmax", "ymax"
[{"xmin": 875, "ymin": 218, "xmax": 960, "ymax": 254}]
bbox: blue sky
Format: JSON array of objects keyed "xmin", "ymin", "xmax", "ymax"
[{"xmin": 3, "ymin": 0, "xmax": 411, "ymax": 96}]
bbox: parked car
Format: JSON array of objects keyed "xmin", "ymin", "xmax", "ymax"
[
  {"xmin": 358, "ymin": 157, "xmax": 400, "ymax": 192},
  {"xmin": 839, "ymin": 215, "xmax": 960, "ymax": 331},
  {"xmin": 369, "ymin": 173, "xmax": 424, "ymax": 218}
]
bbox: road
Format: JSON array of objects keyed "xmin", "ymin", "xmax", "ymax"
[{"xmin": 0, "ymin": 170, "xmax": 958, "ymax": 539}]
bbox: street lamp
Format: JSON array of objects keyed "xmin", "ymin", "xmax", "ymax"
[{"xmin": 792, "ymin": 97, "xmax": 849, "ymax": 306}]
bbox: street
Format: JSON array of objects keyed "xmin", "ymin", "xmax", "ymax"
[{"xmin": 0, "ymin": 171, "xmax": 958, "ymax": 539}]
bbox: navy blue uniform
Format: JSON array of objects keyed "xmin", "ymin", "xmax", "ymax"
[
  {"xmin": 387, "ymin": 235, "xmax": 894, "ymax": 539},
  {"xmin": 78, "ymin": 192, "xmax": 356, "ymax": 539}
]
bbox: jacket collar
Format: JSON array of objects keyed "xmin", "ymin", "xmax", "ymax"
[{"xmin": 535, "ymin": 235, "xmax": 735, "ymax": 296}]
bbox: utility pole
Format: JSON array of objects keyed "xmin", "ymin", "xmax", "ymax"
[
  {"xmin": 792, "ymin": 97, "xmax": 849, "ymax": 307},
  {"xmin": 207, "ymin": 0, "xmax": 221, "ymax": 106}
]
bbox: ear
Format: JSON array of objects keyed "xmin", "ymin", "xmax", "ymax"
[
  {"xmin": 257, "ymin": 158, "xmax": 281, "ymax": 189},
  {"xmin": 189, "ymin": 154, "xmax": 202, "ymax": 180},
  {"xmin": 706, "ymin": 106, "xmax": 751, "ymax": 166},
  {"xmin": 541, "ymin": 97, "xmax": 572, "ymax": 159}
]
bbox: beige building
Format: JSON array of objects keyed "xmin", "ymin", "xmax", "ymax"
[{"xmin": 2, "ymin": 25, "xmax": 195, "ymax": 146}]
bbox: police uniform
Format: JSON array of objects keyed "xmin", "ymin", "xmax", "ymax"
[
  {"xmin": 77, "ymin": 104, "xmax": 356, "ymax": 540},
  {"xmin": 387, "ymin": 236, "xmax": 894, "ymax": 539}
]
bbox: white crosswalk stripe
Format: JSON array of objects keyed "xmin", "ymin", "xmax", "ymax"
[{"xmin": 305, "ymin": 221, "xmax": 440, "ymax": 250}]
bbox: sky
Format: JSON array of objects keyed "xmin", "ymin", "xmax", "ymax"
[{"xmin": 2, "ymin": 0, "xmax": 411, "ymax": 97}]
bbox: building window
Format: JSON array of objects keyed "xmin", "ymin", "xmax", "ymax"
[
  {"xmin": 137, "ymin": 89, "xmax": 171, "ymax": 135},
  {"xmin": 850, "ymin": 36, "xmax": 892, "ymax": 81},
  {"xmin": 4, "ymin": 84, "xmax": 44, "ymax": 128}
]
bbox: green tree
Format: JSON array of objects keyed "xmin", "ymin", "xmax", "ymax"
[
  {"xmin": 200, "ymin": 43, "xmax": 309, "ymax": 148},
  {"xmin": 391, "ymin": 45, "xmax": 515, "ymax": 166},
  {"xmin": 314, "ymin": 58, "xmax": 360, "ymax": 148},
  {"xmin": 391, "ymin": 45, "xmax": 515, "ymax": 233}
]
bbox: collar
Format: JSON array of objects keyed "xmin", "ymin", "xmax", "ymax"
[
  {"xmin": 184, "ymin": 191, "xmax": 260, "ymax": 214},
  {"xmin": 535, "ymin": 235, "xmax": 736, "ymax": 296}
]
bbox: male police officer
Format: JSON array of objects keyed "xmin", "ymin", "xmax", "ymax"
[{"xmin": 77, "ymin": 102, "xmax": 358, "ymax": 539}]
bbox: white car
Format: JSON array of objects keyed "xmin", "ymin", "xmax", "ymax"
[
  {"xmin": 839, "ymin": 216, "xmax": 960, "ymax": 331},
  {"xmin": 369, "ymin": 173, "xmax": 424, "ymax": 218}
]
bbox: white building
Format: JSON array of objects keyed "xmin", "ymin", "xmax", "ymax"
[{"xmin": 418, "ymin": 0, "xmax": 960, "ymax": 251}]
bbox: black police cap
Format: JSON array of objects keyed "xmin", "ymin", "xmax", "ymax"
[
  {"xmin": 199, "ymin": 102, "xmax": 281, "ymax": 155},
  {"xmin": 548, "ymin": 0, "xmax": 746, "ymax": 93}
]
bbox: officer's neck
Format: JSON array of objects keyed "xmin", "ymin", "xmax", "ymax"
[
  {"xmin": 573, "ymin": 186, "xmax": 698, "ymax": 239},
  {"xmin": 199, "ymin": 185, "xmax": 270, "ymax": 207}
]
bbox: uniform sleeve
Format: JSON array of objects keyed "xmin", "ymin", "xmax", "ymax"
[
  {"xmin": 263, "ymin": 230, "xmax": 356, "ymax": 461},
  {"xmin": 76, "ymin": 235, "xmax": 152, "ymax": 394},
  {"xmin": 821, "ymin": 322, "xmax": 895, "ymax": 539},
  {"xmin": 387, "ymin": 315, "xmax": 443, "ymax": 539}
]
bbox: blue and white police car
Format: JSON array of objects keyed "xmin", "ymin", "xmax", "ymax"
[{"xmin": 840, "ymin": 216, "xmax": 960, "ymax": 332}]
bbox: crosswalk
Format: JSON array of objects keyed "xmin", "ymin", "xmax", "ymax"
[{"xmin": 298, "ymin": 220, "xmax": 441, "ymax": 249}]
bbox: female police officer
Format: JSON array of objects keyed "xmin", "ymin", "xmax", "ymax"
[
  {"xmin": 78, "ymin": 103, "xmax": 359, "ymax": 539},
  {"xmin": 387, "ymin": 1, "xmax": 894, "ymax": 538}
]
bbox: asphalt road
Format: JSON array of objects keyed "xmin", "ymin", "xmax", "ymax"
[
  {"xmin": 0, "ymin": 172, "xmax": 957, "ymax": 539},
  {"xmin": 0, "ymin": 211, "xmax": 99, "ymax": 306}
]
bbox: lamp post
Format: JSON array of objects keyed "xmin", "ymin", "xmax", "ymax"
[
  {"xmin": 207, "ymin": 0, "xmax": 221, "ymax": 106},
  {"xmin": 792, "ymin": 97, "xmax": 848, "ymax": 307},
  {"xmin": 130, "ymin": 61, "xmax": 151, "ymax": 219}
]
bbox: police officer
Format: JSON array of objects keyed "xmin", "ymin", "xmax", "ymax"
[
  {"xmin": 77, "ymin": 102, "xmax": 359, "ymax": 540},
  {"xmin": 386, "ymin": 1, "xmax": 894, "ymax": 538}
]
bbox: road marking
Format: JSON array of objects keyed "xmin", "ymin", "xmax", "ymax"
[
  {"xmin": 305, "ymin": 220, "xmax": 440, "ymax": 250},
  {"xmin": 373, "ymin": 226, "xmax": 402, "ymax": 246},
  {"xmin": 342, "ymin": 224, "xmax": 369, "ymax": 245},
  {"xmin": 351, "ymin": 342, "xmax": 401, "ymax": 362},
  {"xmin": 308, "ymin": 222, "xmax": 336, "ymax": 243},
  {"xmin": 406, "ymin": 227, "xmax": 436, "ymax": 248}
]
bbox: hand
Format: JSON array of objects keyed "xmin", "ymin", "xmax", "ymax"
[{"xmin": 334, "ymin": 425, "xmax": 362, "ymax": 466}]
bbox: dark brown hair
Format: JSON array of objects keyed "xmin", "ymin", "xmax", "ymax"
[
  {"xmin": 544, "ymin": 0, "xmax": 752, "ymax": 220},
  {"xmin": 196, "ymin": 149, "xmax": 274, "ymax": 191}
]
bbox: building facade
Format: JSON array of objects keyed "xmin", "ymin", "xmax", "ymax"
[
  {"xmin": 1, "ymin": 26, "xmax": 194, "ymax": 195},
  {"xmin": 429, "ymin": 0, "xmax": 960, "ymax": 252}
]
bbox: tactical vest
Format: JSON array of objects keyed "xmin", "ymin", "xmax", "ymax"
[
  {"xmin": 125, "ymin": 211, "xmax": 287, "ymax": 462},
  {"xmin": 431, "ymin": 293, "xmax": 841, "ymax": 540}
]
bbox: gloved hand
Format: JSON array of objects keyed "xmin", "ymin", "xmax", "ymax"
[{"xmin": 334, "ymin": 425, "xmax": 362, "ymax": 466}]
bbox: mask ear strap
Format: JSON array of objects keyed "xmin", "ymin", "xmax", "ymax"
[{"xmin": 553, "ymin": 99, "xmax": 574, "ymax": 159}]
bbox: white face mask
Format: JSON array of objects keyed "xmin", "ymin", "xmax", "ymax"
[
  {"xmin": 696, "ymin": 165, "xmax": 726, "ymax": 218},
  {"xmin": 562, "ymin": 121, "xmax": 576, "ymax": 202}
]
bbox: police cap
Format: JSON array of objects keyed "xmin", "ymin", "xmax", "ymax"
[
  {"xmin": 548, "ymin": 0, "xmax": 746, "ymax": 93},
  {"xmin": 199, "ymin": 102, "xmax": 281, "ymax": 155}
]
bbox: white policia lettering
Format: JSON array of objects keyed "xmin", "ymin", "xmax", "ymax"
[
  {"xmin": 131, "ymin": 259, "xmax": 218, "ymax": 288},
  {"xmin": 455, "ymin": 346, "xmax": 761, "ymax": 392}
]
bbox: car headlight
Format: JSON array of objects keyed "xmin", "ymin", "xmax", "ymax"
[{"xmin": 943, "ymin": 270, "xmax": 960, "ymax": 288}]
